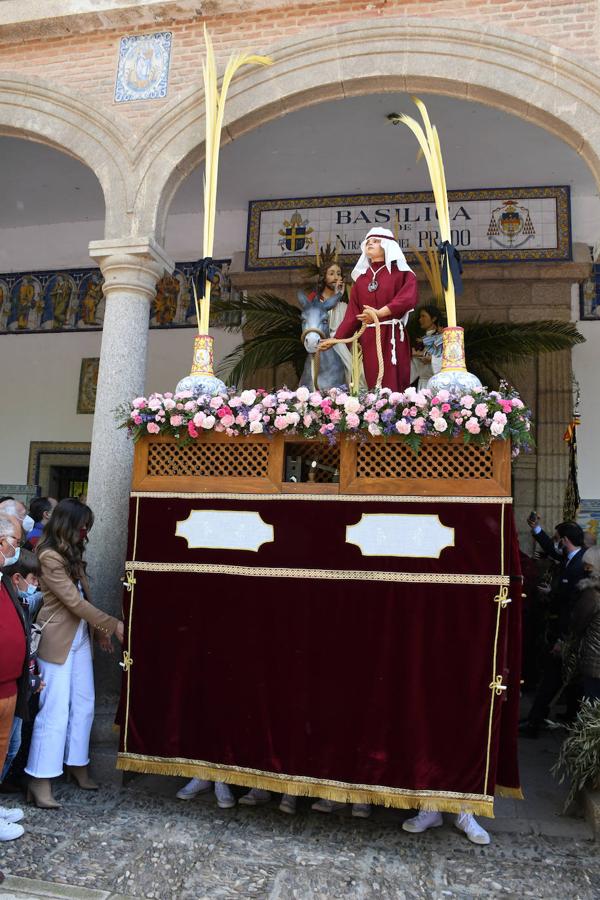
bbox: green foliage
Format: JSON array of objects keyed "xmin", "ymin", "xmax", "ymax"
[
  {"xmin": 212, "ymin": 293, "xmax": 304, "ymax": 386},
  {"xmin": 552, "ymin": 698, "xmax": 600, "ymax": 812}
]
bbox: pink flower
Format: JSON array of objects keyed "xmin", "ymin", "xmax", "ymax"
[
  {"xmin": 466, "ymin": 417, "xmax": 481, "ymax": 434},
  {"xmin": 133, "ymin": 415, "xmax": 143, "ymax": 425},
  {"xmin": 364, "ymin": 409, "xmax": 379, "ymax": 424},
  {"xmin": 220, "ymin": 415, "xmax": 235, "ymax": 428},
  {"xmin": 235, "ymin": 414, "xmax": 247, "ymax": 426},
  {"xmin": 309, "ymin": 392, "xmax": 323, "ymax": 407},
  {"xmin": 511, "ymin": 397, "xmax": 524, "ymax": 409},
  {"xmin": 319, "ymin": 423, "xmax": 335, "ymax": 435},
  {"xmin": 414, "ymin": 393, "xmax": 428, "ymax": 409},
  {"xmin": 441, "ymin": 403, "xmax": 451, "ymax": 413},
  {"xmin": 460, "ymin": 395, "xmax": 475, "ymax": 409},
  {"xmin": 193, "ymin": 412, "xmax": 206, "ymax": 427},
  {"xmin": 389, "ymin": 392, "xmax": 404, "ymax": 405},
  {"xmin": 263, "ymin": 415, "xmax": 271, "ymax": 423},
  {"xmin": 329, "ymin": 409, "xmax": 341, "ymax": 423},
  {"xmin": 413, "ymin": 417, "xmax": 427, "ymax": 434},
  {"xmin": 187, "ymin": 422, "xmax": 198, "ymax": 438},
  {"xmin": 437, "ymin": 389, "xmax": 450, "ymax": 402},
  {"xmin": 169, "ymin": 415, "xmax": 183, "ymax": 427},
  {"xmin": 164, "ymin": 392, "xmax": 173, "ymax": 399},
  {"xmin": 132, "ymin": 397, "xmax": 147, "ymax": 409},
  {"xmin": 248, "ymin": 406, "xmax": 262, "ymax": 422},
  {"xmin": 216, "ymin": 406, "xmax": 232, "ymax": 419},
  {"xmin": 274, "ymin": 415, "xmax": 288, "ymax": 430},
  {"xmin": 334, "ymin": 392, "xmax": 349, "ymax": 406},
  {"xmin": 431, "ymin": 395, "xmax": 440, "ymax": 405},
  {"xmin": 262, "ymin": 394, "xmax": 276, "ymax": 407},
  {"xmin": 163, "ymin": 398, "xmax": 176, "ymax": 410},
  {"xmin": 429, "ymin": 407, "xmax": 441, "ymax": 420},
  {"xmin": 492, "ymin": 411, "xmax": 507, "ymax": 426},
  {"xmin": 276, "ymin": 404, "xmax": 287, "ymax": 414},
  {"xmin": 209, "ymin": 396, "xmax": 223, "ymax": 409},
  {"xmin": 367, "ymin": 422, "xmax": 381, "ymax": 436},
  {"xmin": 346, "ymin": 413, "xmax": 360, "ymax": 429},
  {"xmin": 375, "ymin": 399, "xmax": 386, "ymax": 410},
  {"xmin": 303, "ymin": 414, "xmax": 313, "ymax": 428},
  {"xmin": 433, "ymin": 418, "xmax": 448, "ymax": 433},
  {"xmin": 229, "ymin": 396, "xmax": 242, "ymax": 408},
  {"xmin": 396, "ymin": 420, "xmax": 412, "ymax": 435},
  {"xmin": 475, "ymin": 403, "xmax": 488, "ymax": 418},
  {"xmin": 147, "ymin": 422, "xmax": 160, "ymax": 434},
  {"xmin": 500, "ymin": 400, "xmax": 513, "ymax": 414},
  {"xmin": 184, "ymin": 400, "xmax": 197, "ymax": 412}
]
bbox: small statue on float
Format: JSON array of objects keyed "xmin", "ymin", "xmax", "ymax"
[{"xmin": 319, "ymin": 227, "xmax": 418, "ymax": 391}]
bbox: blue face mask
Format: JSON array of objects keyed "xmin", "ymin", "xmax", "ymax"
[
  {"xmin": 1, "ymin": 541, "xmax": 20, "ymax": 567},
  {"xmin": 18, "ymin": 584, "xmax": 38, "ymax": 599}
]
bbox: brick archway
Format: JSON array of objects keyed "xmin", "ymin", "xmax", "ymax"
[
  {"xmin": 132, "ymin": 18, "xmax": 600, "ymax": 242},
  {"xmin": 0, "ymin": 74, "xmax": 131, "ymax": 238}
]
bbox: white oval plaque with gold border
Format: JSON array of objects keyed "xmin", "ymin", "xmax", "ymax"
[
  {"xmin": 176, "ymin": 510, "xmax": 273, "ymax": 553},
  {"xmin": 346, "ymin": 514, "xmax": 454, "ymax": 558}
]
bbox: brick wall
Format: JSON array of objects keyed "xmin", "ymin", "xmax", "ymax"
[{"xmin": 0, "ymin": 0, "xmax": 597, "ymax": 128}]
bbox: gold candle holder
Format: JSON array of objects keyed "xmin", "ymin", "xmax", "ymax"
[
  {"xmin": 428, "ymin": 326, "xmax": 482, "ymax": 394},
  {"xmin": 176, "ymin": 334, "xmax": 227, "ymax": 397}
]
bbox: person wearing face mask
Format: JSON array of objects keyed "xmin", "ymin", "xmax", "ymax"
[
  {"xmin": 0, "ymin": 514, "xmax": 31, "ymax": 841},
  {"xmin": 26, "ymin": 498, "xmax": 57, "ymax": 549},
  {"xmin": 25, "ymin": 498, "xmax": 125, "ymax": 809},
  {"xmin": 0, "ymin": 499, "xmax": 35, "ymax": 540},
  {"xmin": 520, "ymin": 516, "xmax": 586, "ymax": 737},
  {"xmin": 1, "ymin": 551, "xmax": 44, "ymax": 788}
]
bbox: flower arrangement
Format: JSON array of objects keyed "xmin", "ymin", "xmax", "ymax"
[{"xmin": 118, "ymin": 383, "xmax": 532, "ymax": 456}]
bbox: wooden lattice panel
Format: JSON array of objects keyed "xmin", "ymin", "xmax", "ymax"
[
  {"xmin": 355, "ymin": 441, "xmax": 494, "ymax": 480},
  {"xmin": 285, "ymin": 442, "xmax": 341, "ymax": 483},
  {"xmin": 146, "ymin": 440, "xmax": 270, "ymax": 479}
]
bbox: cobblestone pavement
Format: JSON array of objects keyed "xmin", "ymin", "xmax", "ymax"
[{"xmin": 0, "ymin": 732, "xmax": 596, "ymax": 900}]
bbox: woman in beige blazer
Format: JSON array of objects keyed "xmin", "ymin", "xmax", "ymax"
[{"xmin": 25, "ymin": 498, "xmax": 124, "ymax": 808}]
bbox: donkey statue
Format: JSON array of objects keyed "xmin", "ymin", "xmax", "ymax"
[{"xmin": 298, "ymin": 290, "xmax": 346, "ymax": 391}]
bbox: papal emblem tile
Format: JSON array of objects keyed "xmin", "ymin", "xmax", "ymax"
[{"xmin": 115, "ymin": 31, "xmax": 172, "ymax": 103}]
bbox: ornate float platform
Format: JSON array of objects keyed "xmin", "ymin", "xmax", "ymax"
[{"xmin": 118, "ymin": 432, "xmax": 522, "ymax": 816}]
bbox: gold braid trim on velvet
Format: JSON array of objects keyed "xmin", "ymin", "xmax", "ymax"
[
  {"xmin": 116, "ymin": 752, "xmax": 494, "ymax": 817},
  {"xmin": 122, "ymin": 495, "xmax": 140, "ymax": 754},
  {"xmin": 483, "ymin": 503, "xmax": 508, "ymax": 796},
  {"xmin": 495, "ymin": 785, "xmax": 524, "ymax": 800},
  {"xmin": 124, "ymin": 560, "xmax": 511, "ymax": 586},
  {"xmin": 130, "ymin": 491, "xmax": 513, "ymax": 504}
]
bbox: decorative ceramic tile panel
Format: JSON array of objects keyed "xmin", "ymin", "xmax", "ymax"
[{"xmin": 115, "ymin": 32, "xmax": 172, "ymax": 103}]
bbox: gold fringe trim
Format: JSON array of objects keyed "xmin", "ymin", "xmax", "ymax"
[
  {"xmin": 116, "ymin": 752, "xmax": 494, "ymax": 817},
  {"xmin": 495, "ymin": 785, "xmax": 524, "ymax": 800},
  {"xmin": 124, "ymin": 560, "xmax": 511, "ymax": 587},
  {"xmin": 131, "ymin": 491, "xmax": 513, "ymax": 505}
]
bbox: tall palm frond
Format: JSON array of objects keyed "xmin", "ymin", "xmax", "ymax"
[{"xmin": 464, "ymin": 319, "xmax": 584, "ymax": 363}]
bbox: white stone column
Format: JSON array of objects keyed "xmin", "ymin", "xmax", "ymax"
[{"xmin": 86, "ymin": 238, "xmax": 173, "ymax": 697}]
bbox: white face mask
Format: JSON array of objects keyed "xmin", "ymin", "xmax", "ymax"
[
  {"xmin": 22, "ymin": 515, "xmax": 34, "ymax": 534},
  {"xmin": 1, "ymin": 541, "xmax": 20, "ymax": 567}
]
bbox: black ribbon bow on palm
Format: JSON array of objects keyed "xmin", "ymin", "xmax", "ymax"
[
  {"xmin": 194, "ymin": 257, "xmax": 221, "ymax": 299},
  {"xmin": 438, "ymin": 241, "xmax": 463, "ymax": 295}
]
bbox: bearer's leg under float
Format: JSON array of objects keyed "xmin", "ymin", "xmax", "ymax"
[{"xmin": 402, "ymin": 809, "xmax": 491, "ymax": 845}]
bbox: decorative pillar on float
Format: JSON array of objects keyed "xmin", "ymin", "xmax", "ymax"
[
  {"xmin": 388, "ymin": 100, "xmax": 482, "ymax": 394},
  {"xmin": 176, "ymin": 27, "xmax": 272, "ymax": 397}
]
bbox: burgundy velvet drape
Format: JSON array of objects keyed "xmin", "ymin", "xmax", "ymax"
[{"xmin": 118, "ymin": 495, "xmax": 521, "ymax": 813}]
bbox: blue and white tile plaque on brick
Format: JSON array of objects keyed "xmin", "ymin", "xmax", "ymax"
[{"xmin": 115, "ymin": 32, "xmax": 172, "ymax": 103}]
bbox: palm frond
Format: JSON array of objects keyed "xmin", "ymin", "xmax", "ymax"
[
  {"xmin": 216, "ymin": 332, "xmax": 305, "ymax": 387},
  {"xmin": 211, "ymin": 292, "xmax": 301, "ymax": 335},
  {"xmin": 464, "ymin": 320, "xmax": 584, "ymax": 366}
]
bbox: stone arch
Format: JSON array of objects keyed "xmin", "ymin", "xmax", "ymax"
[
  {"xmin": 0, "ymin": 73, "xmax": 132, "ymax": 238},
  {"xmin": 132, "ymin": 18, "xmax": 600, "ymax": 243}
]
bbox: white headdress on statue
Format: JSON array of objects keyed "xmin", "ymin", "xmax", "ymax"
[{"xmin": 351, "ymin": 227, "xmax": 413, "ymax": 282}]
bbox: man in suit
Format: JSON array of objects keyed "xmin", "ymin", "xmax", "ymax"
[
  {"xmin": 0, "ymin": 514, "xmax": 30, "ymax": 843},
  {"xmin": 520, "ymin": 516, "xmax": 586, "ymax": 737}
]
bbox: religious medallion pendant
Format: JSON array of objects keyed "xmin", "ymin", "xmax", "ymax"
[{"xmin": 368, "ymin": 281, "xmax": 378, "ymax": 292}]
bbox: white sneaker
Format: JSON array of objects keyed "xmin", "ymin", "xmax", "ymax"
[
  {"xmin": 214, "ymin": 782, "xmax": 236, "ymax": 809},
  {"xmin": 0, "ymin": 806, "xmax": 24, "ymax": 824},
  {"xmin": 351, "ymin": 803, "xmax": 372, "ymax": 818},
  {"xmin": 402, "ymin": 810, "xmax": 443, "ymax": 833},
  {"xmin": 176, "ymin": 778, "xmax": 212, "ymax": 800},
  {"xmin": 454, "ymin": 813, "xmax": 491, "ymax": 845},
  {"xmin": 0, "ymin": 818, "xmax": 24, "ymax": 841},
  {"xmin": 311, "ymin": 799, "xmax": 346, "ymax": 813},
  {"xmin": 238, "ymin": 788, "xmax": 272, "ymax": 806},
  {"xmin": 279, "ymin": 794, "xmax": 297, "ymax": 815}
]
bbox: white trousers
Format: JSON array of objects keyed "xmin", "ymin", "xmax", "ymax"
[{"xmin": 26, "ymin": 619, "xmax": 95, "ymax": 778}]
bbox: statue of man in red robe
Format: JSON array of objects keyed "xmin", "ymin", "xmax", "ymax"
[{"xmin": 320, "ymin": 227, "xmax": 418, "ymax": 391}]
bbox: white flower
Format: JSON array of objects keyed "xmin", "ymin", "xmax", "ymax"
[
  {"xmin": 344, "ymin": 396, "xmax": 361, "ymax": 414},
  {"xmin": 295, "ymin": 386, "xmax": 310, "ymax": 403},
  {"xmin": 249, "ymin": 420, "xmax": 264, "ymax": 434},
  {"xmin": 490, "ymin": 421, "xmax": 505, "ymax": 436},
  {"xmin": 367, "ymin": 422, "xmax": 381, "ymax": 436},
  {"xmin": 433, "ymin": 418, "xmax": 448, "ymax": 432},
  {"xmin": 240, "ymin": 389, "xmax": 257, "ymax": 406}
]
